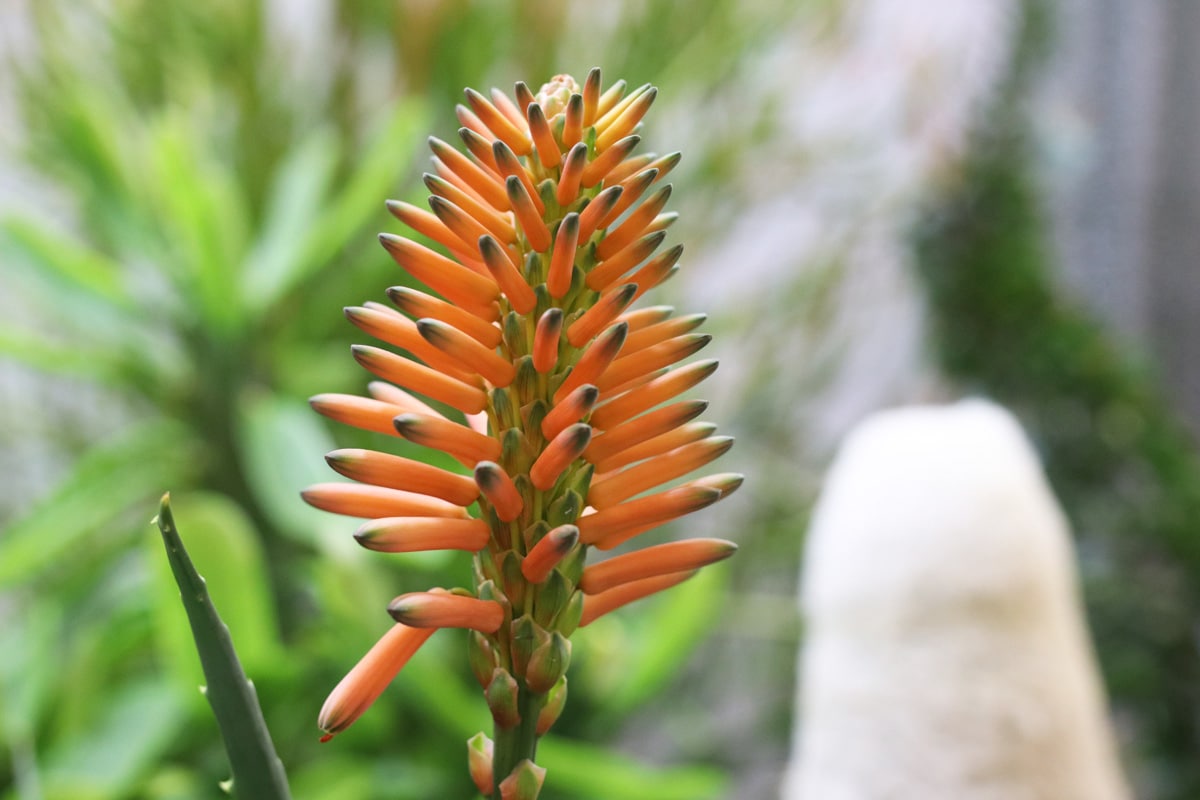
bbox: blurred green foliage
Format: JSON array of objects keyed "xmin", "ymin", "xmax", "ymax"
[
  {"xmin": 915, "ymin": 2, "xmax": 1200, "ymax": 796},
  {"xmin": 0, "ymin": 1, "xmax": 773, "ymax": 798}
]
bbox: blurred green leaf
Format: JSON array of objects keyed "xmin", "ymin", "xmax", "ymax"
[
  {"xmin": 146, "ymin": 111, "xmax": 249, "ymax": 336},
  {"xmin": 0, "ymin": 217, "xmax": 131, "ymax": 309},
  {"xmin": 603, "ymin": 567, "xmax": 727, "ymax": 717},
  {"xmin": 0, "ymin": 601, "xmax": 61, "ymax": 743},
  {"xmin": 0, "ymin": 327, "xmax": 128, "ymax": 386},
  {"xmin": 235, "ymin": 391, "xmax": 342, "ymax": 546},
  {"xmin": 0, "ymin": 419, "xmax": 197, "ymax": 588},
  {"xmin": 36, "ymin": 679, "xmax": 186, "ymax": 800},
  {"xmin": 275, "ymin": 99, "xmax": 429, "ymax": 300},
  {"xmin": 538, "ymin": 736, "xmax": 727, "ymax": 800},
  {"xmin": 242, "ymin": 128, "xmax": 341, "ymax": 310}
]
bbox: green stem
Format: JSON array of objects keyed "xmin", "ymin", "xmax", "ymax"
[{"xmin": 491, "ymin": 686, "xmax": 544, "ymax": 799}]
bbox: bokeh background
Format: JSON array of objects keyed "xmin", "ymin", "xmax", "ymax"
[{"xmin": 1, "ymin": 0, "xmax": 1199, "ymax": 798}]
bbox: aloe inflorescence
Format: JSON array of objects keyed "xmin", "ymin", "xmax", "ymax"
[{"xmin": 306, "ymin": 69, "xmax": 740, "ymax": 799}]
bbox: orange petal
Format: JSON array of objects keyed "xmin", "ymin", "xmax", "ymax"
[
  {"xmin": 326, "ymin": 448, "xmax": 479, "ymax": 506},
  {"xmin": 529, "ymin": 423, "xmax": 592, "ymax": 491},
  {"xmin": 593, "ymin": 421, "xmax": 718, "ymax": 474},
  {"xmin": 532, "ymin": 307, "xmax": 563, "ymax": 373},
  {"xmin": 581, "ymin": 67, "xmax": 603, "ymax": 127},
  {"xmin": 386, "ymin": 199, "xmax": 485, "ymax": 267},
  {"xmin": 393, "ymin": 412, "xmax": 502, "ymax": 464},
  {"xmin": 521, "ymin": 524, "xmax": 579, "ymax": 583},
  {"xmin": 553, "ymin": 322, "xmax": 628, "ymax": 404},
  {"xmin": 585, "ymin": 231, "xmax": 667, "ymax": 292},
  {"xmin": 540, "ymin": 384, "xmax": 599, "ymax": 441},
  {"xmin": 599, "ymin": 167, "xmax": 660, "ymax": 228},
  {"xmin": 387, "ymin": 286, "xmax": 502, "ymax": 349},
  {"xmin": 615, "ymin": 304, "xmax": 674, "ymax": 331},
  {"xmin": 581, "ymin": 135, "xmax": 640, "ymax": 189},
  {"xmin": 428, "ymin": 137, "xmax": 510, "ymax": 211},
  {"xmin": 490, "ymin": 86, "xmax": 527, "ymax": 129},
  {"xmin": 379, "ymin": 233, "xmax": 500, "ymax": 310},
  {"xmin": 594, "ymin": 184, "xmax": 672, "ymax": 262},
  {"xmin": 458, "ymin": 126, "xmax": 502, "ymax": 172},
  {"xmin": 354, "ymin": 516, "xmax": 491, "ymax": 553},
  {"xmin": 345, "ymin": 304, "xmax": 479, "ymax": 384},
  {"xmin": 493, "ymin": 140, "xmax": 546, "ymax": 217},
  {"xmin": 527, "ymin": 102, "xmax": 561, "ymax": 169},
  {"xmin": 590, "ymin": 358, "xmax": 717, "ymax": 430},
  {"xmin": 351, "ymin": 344, "xmax": 488, "ymax": 415},
  {"xmin": 580, "ymin": 538, "xmax": 736, "ymax": 594},
  {"xmin": 302, "ymin": 483, "xmax": 471, "ymax": 519},
  {"xmin": 366, "ymin": 381, "xmax": 450, "ymax": 419},
  {"xmin": 479, "ymin": 234, "xmax": 537, "ymax": 314},
  {"xmin": 310, "ymin": 393, "xmax": 404, "ymax": 437},
  {"xmin": 594, "ymin": 77, "xmax": 627, "ymax": 122},
  {"xmin": 464, "ymin": 87, "xmax": 532, "ymax": 157},
  {"xmin": 388, "ymin": 591, "xmax": 504, "ymax": 633},
  {"xmin": 595, "ymin": 86, "xmax": 657, "ymax": 151},
  {"xmin": 417, "ymin": 318, "xmax": 516, "ymax": 388},
  {"xmin": 584, "ymin": 399, "xmax": 708, "ymax": 465},
  {"xmin": 318, "ymin": 624, "xmax": 437, "ymax": 738},
  {"xmin": 555, "ymin": 142, "xmax": 588, "ymax": 207},
  {"xmin": 546, "ymin": 213, "xmax": 580, "ymax": 299},
  {"xmin": 579, "ymin": 570, "xmax": 697, "ymax": 627},
  {"xmin": 423, "ymin": 173, "xmax": 517, "ymax": 244},
  {"xmin": 603, "ymin": 153, "xmax": 656, "ymax": 187},
  {"xmin": 566, "ymin": 283, "xmax": 637, "ymax": 347},
  {"xmin": 596, "ymin": 333, "xmax": 711, "ymax": 393},
  {"xmin": 619, "ymin": 308, "xmax": 703, "ymax": 356},
  {"xmin": 505, "ymin": 175, "xmax": 551, "ymax": 253},
  {"xmin": 587, "ymin": 436, "xmax": 734, "ymax": 509},
  {"xmin": 576, "ymin": 483, "xmax": 719, "ymax": 546},
  {"xmin": 474, "ymin": 461, "xmax": 525, "ymax": 522},
  {"xmin": 594, "ymin": 83, "xmax": 651, "ymax": 133}
]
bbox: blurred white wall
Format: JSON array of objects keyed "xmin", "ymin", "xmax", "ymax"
[{"xmin": 1039, "ymin": 0, "xmax": 1200, "ymax": 436}]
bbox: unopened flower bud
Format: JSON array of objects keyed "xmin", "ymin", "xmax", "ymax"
[
  {"xmin": 467, "ymin": 732, "xmax": 494, "ymax": 795},
  {"xmin": 499, "ymin": 759, "xmax": 547, "ymax": 800},
  {"xmin": 486, "ymin": 668, "xmax": 521, "ymax": 729},
  {"xmin": 526, "ymin": 632, "xmax": 571, "ymax": 694}
]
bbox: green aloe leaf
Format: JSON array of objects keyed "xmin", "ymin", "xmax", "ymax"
[{"xmin": 154, "ymin": 494, "xmax": 292, "ymax": 800}]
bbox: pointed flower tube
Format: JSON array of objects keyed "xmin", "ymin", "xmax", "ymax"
[
  {"xmin": 307, "ymin": 70, "xmax": 737, "ymax": 799},
  {"xmin": 317, "ymin": 623, "xmax": 437, "ymax": 741}
]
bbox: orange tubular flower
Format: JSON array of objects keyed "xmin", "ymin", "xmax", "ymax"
[{"xmin": 305, "ymin": 69, "xmax": 740, "ymax": 799}]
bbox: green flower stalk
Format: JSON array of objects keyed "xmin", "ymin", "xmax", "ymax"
[{"xmin": 306, "ymin": 69, "xmax": 740, "ymax": 798}]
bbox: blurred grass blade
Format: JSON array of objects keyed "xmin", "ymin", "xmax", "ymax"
[
  {"xmin": 537, "ymin": 736, "xmax": 727, "ymax": 800},
  {"xmin": 604, "ymin": 566, "xmax": 727, "ymax": 717},
  {"xmin": 0, "ymin": 419, "xmax": 196, "ymax": 588},
  {"xmin": 0, "ymin": 216, "xmax": 132, "ymax": 308},
  {"xmin": 241, "ymin": 127, "xmax": 340, "ymax": 308},
  {"xmin": 242, "ymin": 100, "xmax": 428, "ymax": 314},
  {"xmin": 154, "ymin": 494, "xmax": 292, "ymax": 800},
  {"xmin": 147, "ymin": 113, "xmax": 249, "ymax": 336}
]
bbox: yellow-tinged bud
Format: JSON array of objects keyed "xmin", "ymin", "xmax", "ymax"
[
  {"xmin": 500, "ymin": 760, "xmax": 547, "ymax": 800},
  {"xmin": 467, "ymin": 732, "xmax": 495, "ymax": 795}
]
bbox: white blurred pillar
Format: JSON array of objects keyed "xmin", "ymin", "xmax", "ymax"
[{"xmin": 784, "ymin": 401, "xmax": 1129, "ymax": 800}]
